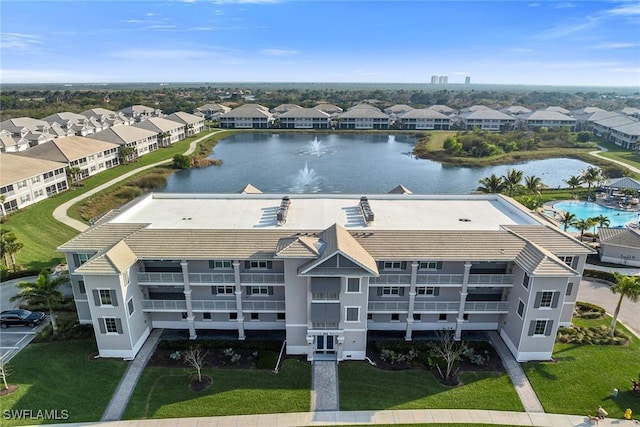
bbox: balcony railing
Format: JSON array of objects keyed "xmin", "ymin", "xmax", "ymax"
[
  {"xmin": 369, "ymin": 275, "xmax": 412, "ymax": 285},
  {"xmin": 189, "ymin": 272, "xmax": 235, "ymax": 284},
  {"xmin": 370, "ymin": 273, "xmax": 513, "ymax": 286},
  {"xmin": 138, "ymin": 272, "xmax": 285, "ymax": 285},
  {"xmin": 467, "ymin": 274, "xmax": 513, "ymax": 286},
  {"xmin": 142, "ymin": 299, "xmax": 186, "ymax": 311},
  {"xmin": 312, "ymin": 293, "xmax": 340, "ymax": 301},
  {"xmin": 311, "ymin": 322, "xmax": 339, "ymax": 330},
  {"xmin": 416, "ymin": 274, "xmax": 464, "ymax": 285},
  {"xmin": 191, "ymin": 300, "xmax": 237, "ymax": 311},
  {"xmin": 413, "ymin": 301, "xmax": 460, "ymax": 312},
  {"xmin": 242, "ymin": 300, "xmax": 285, "ymax": 311},
  {"xmin": 464, "ymin": 301, "xmax": 509, "ymax": 312},
  {"xmin": 240, "ymin": 273, "xmax": 285, "ymax": 284},
  {"xmin": 368, "ymin": 301, "xmax": 410, "ymax": 312},
  {"xmin": 138, "ymin": 272, "xmax": 183, "ymax": 284}
]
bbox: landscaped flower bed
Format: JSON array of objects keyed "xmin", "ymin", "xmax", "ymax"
[{"xmin": 556, "ymin": 324, "xmax": 629, "ymax": 345}]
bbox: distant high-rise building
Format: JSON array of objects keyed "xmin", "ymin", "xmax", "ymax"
[
  {"xmin": 438, "ymin": 75, "xmax": 448, "ymax": 84},
  {"xmin": 431, "ymin": 75, "xmax": 438, "ymax": 84},
  {"xmin": 465, "ymin": 76, "xmax": 471, "ymax": 85}
]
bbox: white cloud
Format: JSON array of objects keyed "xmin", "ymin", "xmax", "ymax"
[
  {"xmin": 260, "ymin": 48, "xmax": 298, "ymax": 56},
  {"xmin": 550, "ymin": 2, "xmax": 576, "ymax": 9},
  {"xmin": 606, "ymin": 3, "xmax": 640, "ymax": 16},
  {"xmin": 588, "ymin": 42, "xmax": 637, "ymax": 49},
  {"xmin": 121, "ymin": 19, "xmax": 143, "ymax": 24},
  {"xmin": 0, "ymin": 33, "xmax": 41, "ymax": 51}
]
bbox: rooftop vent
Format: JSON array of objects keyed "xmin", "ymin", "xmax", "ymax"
[
  {"xmin": 276, "ymin": 196, "xmax": 291, "ymax": 224},
  {"xmin": 359, "ymin": 196, "xmax": 374, "ymax": 223}
]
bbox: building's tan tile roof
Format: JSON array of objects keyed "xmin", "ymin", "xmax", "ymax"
[
  {"xmin": 275, "ymin": 235, "xmax": 321, "ymax": 258},
  {"xmin": 133, "ymin": 117, "xmax": 184, "ymax": 133},
  {"xmin": 18, "ymin": 135, "xmax": 118, "ymax": 163},
  {"xmin": 599, "ymin": 227, "xmax": 640, "ymax": 248},
  {"xmin": 314, "ymin": 104, "xmax": 343, "ymax": 114},
  {"xmin": 279, "ymin": 108, "xmax": 330, "ymax": 119},
  {"xmin": 237, "ymin": 183, "xmax": 262, "ymax": 194},
  {"xmin": 400, "ymin": 109, "xmax": 449, "ymax": 120},
  {"xmin": 503, "ymin": 225, "xmax": 595, "ymax": 255},
  {"xmin": 57, "ymin": 222, "xmax": 149, "ymax": 252},
  {"xmin": 514, "ymin": 241, "xmax": 577, "ymax": 276},
  {"xmin": 166, "ymin": 112, "xmax": 205, "ymax": 125},
  {"xmin": 220, "ymin": 106, "xmax": 272, "ymax": 119},
  {"xmin": 338, "ymin": 108, "xmax": 389, "ymax": 120},
  {"xmin": 89, "ymin": 125, "xmax": 157, "ymax": 145},
  {"xmin": 387, "ymin": 185, "xmax": 413, "ymax": 195},
  {"xmin": 77, "ymin": 240, "xmax": 137, "ymax": 274},
  {"xmin": 0, "ymin": 153, "xmax": 66, "ymax": 186}
]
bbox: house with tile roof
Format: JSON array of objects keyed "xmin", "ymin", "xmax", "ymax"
[
  {"xmin": 0, "ymin": 153, "xmax": 68, "ymax": 213},
  {"xmin": 279, "ymin": 108, "xmax": 331, "ymax": 129},
  {"xmin": 42, "ymin": 112, "xmax": 103, "ymax": 136},
  {"xmin": 118, "ymin": 105, "xmax": 162, "ymax": 122},
  {"xmin": 133, "ymin": 117, "xmax": 185, "ymax": 146},
  {"xmin": 398, "ymin": 108, "xmax": 450, "ymax": 130},
  {"xmin": 314, "ymin": 104, "xmax": 343, "ymax": 116},
  {"xmin": 590, "ymin": 113, "xmax": 640, "ymax": 149},
  {"xmin": 456, "ymin": 108, "xmax": 516, "ymax": 131},
  {"xmin": 165, "ymin": 112, "xmax": 206, "ymax": 136},
  {"xmin": 0, "ymin": 117, "xmax": 56, "ymax": 147},
  {"xmin": 0, "ymin": 130, "xmax": 30, "ymax": 153},
  {"xmin": 193, "ymin": 103, "xmax": 231, "ymax": 120},
  {"xmin": 598, "ymin": 227, "xmax": 640, "ymax": 267},
  {"xmin": 17, "ymin": 135, "xmax": 120, "ymax": 180},
  {"xmin": 81, "ymin": 108, "xmax": 132, "ymax": 127},
  {"xmin": 517, "ymin": 110, "xmax": 577, "ymax": 130},
  {"xmin": 219, "ymin": 104, "xmax": 273, "ymax": 129},
  {"xmin": 337, "ymin": 106, "xmax": 390, "ymax": 129},
  {"xmin": 59, "ymin": 191, "xmax": 593, "ymax": 362},
  {"xmin": 88, "ymin": 125, "xmax": 158, "ymax": 160}
]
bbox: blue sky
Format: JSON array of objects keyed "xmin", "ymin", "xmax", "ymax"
[{"xmin": 1, "ymin": 0, "xmax": 639, "ymax": 86}]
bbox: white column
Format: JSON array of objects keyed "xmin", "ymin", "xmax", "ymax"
[
  {"xmin": 180, "ymin": 261, "xmax": 196, "ymax": 340},
  {"xmin": 405, "ymin": 262, "xmax": 419, "ymax": 341},
  {"xmin": 455, "ymin": 262, "xmax": 472, "ymax": 340},
  {"xmin": 233, "ymin": 261, "xmax": 245, "ymax": 340}
]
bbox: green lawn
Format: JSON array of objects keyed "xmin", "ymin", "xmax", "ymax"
[
  {"xmin": 0, "ymin": 340, "xmax": 127, "ymax": 426},
  {"xmin": 123, "ymin": 359, "xmax": 311, "ymax": 419},
  {"xmin": 339, "ymin": 363, "xmax": 523, "ymax": 412},
  {"xmin": 3, "ymin": 130, "xmax": 229, "ymax": 271},
  {"xmin": 523, "ymin": 319, "xmax": 640, "ymax": 421}
]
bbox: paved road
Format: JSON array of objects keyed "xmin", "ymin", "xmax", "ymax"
[{"xmin": 579, "ymin": 278, "xmax": 640, "ymax": 337}]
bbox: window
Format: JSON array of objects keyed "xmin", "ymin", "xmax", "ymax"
[
  {"xmin": 346, "ymin": 278, "xmax": 360, "ymax": 293},
  {"xmin": 438, "ymin": 313, "xmax": 447, "ymax": 321},
  {"xmin": 209, "ymin": 260, "xmax": 232, "ymax": 269},
  {"xmin": 181, "ymin": 312, "xmax": 188, "ymax": 320},
  {"xmin": 127, "ymin": 298, "xmax": 135, "ymax": 316},
  {"xmin": 215, "ymin": 286, "xmax": 234, "ymax": 295},
  {"xmin": 535, "ymin": 291, "xmax": 558, "ymax": 309},
  {"xmin": 244, "ymin": 260, "xmax": 272, "ymax": 270},
  {"xmin": 203, "ymin": 312, "xmax": 212, "ymax": 320},
  {"xmin": 517, "ymin": 300, "xmax": 525, "ymax": 318},
  {"xmin": 539, "ymin": 291, "xmax": 553, "ymax": 308},
  {"xmin": 522, "ymin": 273, "xmax": 530, "ymax": 289},
  {"xmin": 19, "ymin": 194, "xmax": 30, "ymax": 203},
  {"xmin": 104, "ymin": 318, "xmax": 118, "ymax": 333},
  {"xmin": 383, "ymin": 261, "xmax": 405, "ymax": 270},
  {"xmin": 382, "ymin": 286, "xmax": 401, "ymax": 296},
  {"xmin": 277, "ymin": 312, "xmax": 285, "ymax": 321},
  {"xmin": 249, "ymin": 286, "xmax": 272, "ymax": 296},
  {"xmin": 31, "ymin": 176, "xmax": 41, "ymax": 184},
  {"xmin": 250, "ymin": 312, "xmax": 259, "ymax": 321},
  {"xmin": 229, "ymin": 312, "xmax": 238, "ymax": 320},
  {"xmin": 417, "ymin": 286, "xmax": 436, "ymax": 296},
  {"xmin": 76, "ymin": 253, "xmax": 92, "ymax": 266},
  {"xmin": 367, "ymin": 313, "xmax": 373, "ymax": 320},
  {"xmin": 419, "ymin": 261, "xmax": 442, "ymax": 270},
  {"xmin": 413, "ymin": 313, "xmax": 421, "ymax": 321},
  {"xmin": 566, "ymin": 282, "xmax": 573, "ymax": 296},
  {"xmin": 78, "ymin": 280, "xmax": 86, "ymax": 294},
  {"xmin": 99, "ymin": 289, "xmax": 113, "ymax": 306},
  {"xmin": 391, "ymin": 313, "xmax": 400, "ymax": 322},
  {"xmin": 531, "ymin": 319, "xmax": 550, "ymax": 336},
  {"xmin": 345, "ymin": 307, "xmax": 359, "ymax": 322},
  {"xmin": 560, "ymin": 256, "xmax": 574, "ymax": 267},
  {"xmin": 17, "ymin": 180, "xmax": 27, "ymax": 189}
]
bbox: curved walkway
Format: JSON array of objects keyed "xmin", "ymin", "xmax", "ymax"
[
  {"xmin": 52, "ymin": 131, "xmax": 224, "ymax": 232},
  {"xmin": 41, "ymin": 409, "xmax": 639, "ymax": 427},
  {"xmin": 589, "ymin": 147, "xmax": 640, "ymax": 175}
]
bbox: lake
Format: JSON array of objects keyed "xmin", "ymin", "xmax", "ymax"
[{"xmin": 160, "ymin": 133, "xmax": 594, "ymax": 194}]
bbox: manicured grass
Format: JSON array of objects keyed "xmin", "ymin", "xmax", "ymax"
[
  {"xmin": 339, "ymin": 363, "xmax": 523, "ymax": 412},
  {"xmin": 123, "ymin": 359, "xmax": 311, "ymax": 419},
  {"xmin": 332, "ymin": 425, "xmax": 524, "ymax": 427},
  {"xmin": 594, "ymin": 141, "xmax": 640, "ymax": 176},
  {"xmin": 0, "ymin": 340, "xmax": 127, "ymax": 426},
  {"xmin": 523, "ymin": 318, "xmax": 640, "ymax": 421}
]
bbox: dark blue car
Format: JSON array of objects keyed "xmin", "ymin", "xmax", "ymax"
[{"xmin": 0, "ymin": 309, "xmax": 46, "ymax": 328}]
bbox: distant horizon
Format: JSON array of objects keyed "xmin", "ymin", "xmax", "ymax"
[{"xmin": 2, "ymin": 1, "xmax": 639, "ymax": 87}]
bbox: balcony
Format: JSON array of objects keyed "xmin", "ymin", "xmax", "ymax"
[
  {"xmin": 240, "ymin": 273, "xmax": 285, "ymax": 284},
  {"xmin": 369, "ymin": 273, "xmax": 513, "ymax": 287},
  {"xmin": 312, "ymin": 293, "xmax": 339, "ymax": 301},
  {"xmin": 137, "ymin": 272, "xmax": 285, "ymax": 285},
  {"xmin": 189, "ymin": 272, "xmax": 235, "ymax": 285},
  {"xmin": 416, "ymin": 274, "xmax": 464, "ymax": 285},
  {"xmin": 243, "ymin": 300, "xmax": 285, "ymax": 312},
  {"xmin": 138, "ymin": 272, "xmax": 183, "ymax": 284},
  {"xmin": 191, "ymin": 300, "xmax": 237, "ymax": 311},
  {"xmin": 413, "ymin": 301, "xmax": 460, "ymax": 312},
  {"xmin": 464, "ymin": 301, "xmax": 509, "ymax": 313},
  {"xmin": 368, "ymin": 301, "xmax": 410, "ymax": 312},
  {"xmin": 467, "ymin": 274, "xmax": 513, "ymax": 287},
  {"xmin": 142, "ymin": 299, "xmax": 186, "ymax": 311}
]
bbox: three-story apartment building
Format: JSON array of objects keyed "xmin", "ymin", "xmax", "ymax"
[{"xmin": 59, "ymin": 192, "xmax": 594, "ymax": 362}]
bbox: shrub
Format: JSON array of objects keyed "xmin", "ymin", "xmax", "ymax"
[
  {"xmin": 113, "ymin": 186, "xmax": 143, "ymax": 200},
  {"xmin": 131, "ymin": 174, "xmax": 167, "ymax": 189},
  {"xmin": 557, "ymin": 324, "xmax": 630, "ymax": 346},
  {"xmin": 169, "ymin": 351, "xmax": 182, "ymax": 360},
  {"xmin": 583, "ymin": 269, "xmax": 616, "ymax": 283},
  {"xmin": 172, "ymin": 154, "xmax": 191, "ymax": 169},
  {"xmin": 574, "ymin": 301, "xmax": 606, "ymax": 319}
]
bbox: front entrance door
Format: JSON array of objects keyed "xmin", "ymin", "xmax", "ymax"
[{"xmin": 315, "ymin": 334, "xmax": 335, "ymax": 354}]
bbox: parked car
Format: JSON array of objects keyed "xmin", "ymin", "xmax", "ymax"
[{"xmin": 0, "ymin": 309, "xmax": 46, "ymax": 328}]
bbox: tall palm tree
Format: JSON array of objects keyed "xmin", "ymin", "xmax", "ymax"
[
  {"xmin": 477, "ymin": 174, "xmax": 504, "ymax": 194},
  {"xmin": 563, "ymin": 175, "xmax": 583, "ymax": 199},
  {"xmin": 580, "ymin": 166, "xmax": 603, "ymax": 199},
  {"xmin": 524, "ymin": 175, "xmax": 544, "ymax": 195},
  {"xmin": 11, "ymin": 271, "xmax": 69, "ymax": 333},
  {"xmin": 558, "ymin": 211, "xmax": 578, "ymax": 232},
  {"xmin": 502, "ymin": 168, "xmax": 524, "ymax": 197},
  {"xmin": 593, "ymin": 214, "xmax": 610, "ymax": 235},
  {"xmin": 609, "ymin": 273, "xmax": 640, "ymax": 337},
  {"xmin": 573, "ymin": 217, "xmax": 594, "ymax": 241},
  {"xmin": 0, "ymin": 230, "xmax": 23, "ymax": 272}
]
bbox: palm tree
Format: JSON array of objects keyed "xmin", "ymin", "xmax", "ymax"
[
  {"xmin": 11, "ymin": 271, "xmax": 69, "ymax": 333},
  {"xmin": 0, "ymin": 194, "xmax": 6, "ymax": 217},
  {"xmin": 563, "ymin": 175, "xmax": 583, "ymax": 199},
  {"xmin": 524, "ymin": 175, "xmax": 544, "ymax": 195},
  {"xmin": 502, "ymin": 169, "xmax": 524, "ymax": 197},
  {"xmin": 119, "ymin": 146, "xmax": 135, "ymax": 164},
  {"xmin": 609, "ymin": 273, "xmax": 640, "ymax": 337},
  {"xmin": 65, "ymin": 166, "xmax": 83, "ymax": 185},
  {"xmin": 558, "ymin": 211, "xmax": 578, "ymax": 232},
  {"xmin": 580, "ymin": 166, "xmax": 603, "ymax": 199},
  {"xmin": 573, "ymin": 217, "xmax": 594, "ymax": 241},
  {"xmin": 0, "ymin": 230, "xmax": 23, "ymax": 272},
  {"xmin": 477, "ymin": 174, "xmax": 504, "ymax": 194},
  {"xmin": 593, "ymin": 214, "xmax": 610, "ymax": 235}
]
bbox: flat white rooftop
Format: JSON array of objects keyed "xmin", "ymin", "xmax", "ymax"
[{"xmin": 109, "ymin": 193, "xmax": 541, "ymax": 231}]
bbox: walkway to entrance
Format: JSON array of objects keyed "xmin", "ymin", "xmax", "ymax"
[
  {"xmin": 311, "ymin": 361, "xmax": 339, "ymax": 411},
  {"xmin": 488, "ymin": 331, "xmax": 545, "ymax": 413}
]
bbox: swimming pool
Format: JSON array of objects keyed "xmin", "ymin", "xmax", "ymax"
[{"xmin": 552, "ymin": 201, "xmax": 640, "ymax": 230}]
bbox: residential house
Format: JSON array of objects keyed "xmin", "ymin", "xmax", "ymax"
[
  {"xmin": 0, "ymin": 131, "xmax": 30, "ymax": 153},
  {"xmin": 193, "ymin": 103, "xmax": 231, "ymax": 120},
  {"xmin": 598, "ymin": 227, "xmax": 640, "ymax": 267},
  {"xmin": 456, "ymin": 108, "xmax": 516, "ymax": 131},
  {"xmin": 428, "ymin": 105, "xmax": 457, "ymax": 116},
  {"xmin": 621, "ymin": 107, "xmax": 640, "ymax": 120},
  {"xmin": 42, "ymin": 112, "xmax": 102, "ymax": 136},
  {"xmin": 384, "ymin": 104, "xmax": 414, "ymax": 117},
  {"xmin": 545, "ymin": 106, "xmax": 571, "ymax": 114},
  {"xmin": 81, "ymin": 108, "xmax": 132, "ymax": 127},
  {"xmin": 314, "ymin": 104, "xmax": 343, "ymax": 116},
  {"xmin": 118, "ymin": 105, "xmax": 162, "ymax": 122},
  {"xmin": 89, "ymin": 125, "xmax": 158, "ymax": 160},
  {"xmin": 165, "ymin": 112, "xmax": 206, "ymax": 136},
  {"xmin": 517, "ymin": 110, "xmax": 577, "ymax": 130},
  {"xmin": 397, "ymin": 109, "xmax": 450, "ymax": 130},
  {"xmin": 590, "ymin": 113, "xmax": 640, "ymax": 149},
  {"xmin": 501, "ymin": 106, "xmax": 532, "ymax": 116},
  {"xmin": 219, "ymin": 104, "xmax": 273, "ymax": 129},
  {"xmin": 17, "ymin": 135, "xmax": 120, "ymax": 180},
  {"xmin": 0, "ymin": 153, "xmax": 67, "ymax": 213},
  {"xmin": 133, "ymin": 117, "xmax": 185, "ymax": 147},
  {"xmin": 279, "ymin": 108, "xmax": 331, "ymax": 129},
  {"xmin": 271, "ymin": 104, "xmax": 303, "ymax": 116},
  {"xmin": 59, "ymin": 191, "xmax": 593, "ymax": 362},
  {"xmin": 0, "ymin": 118, "xmax": 56, "ymax": 147},
  {"xmin": 337, "ymin": 105, "xmax": 390, "ymax": 129}
]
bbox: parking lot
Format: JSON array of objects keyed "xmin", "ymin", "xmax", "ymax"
[{"xmin": 0, "ymin": 321, "xmax": 46, "ymax": 362}]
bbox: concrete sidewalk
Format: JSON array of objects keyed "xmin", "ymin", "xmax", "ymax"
[
  {"xmin": 311, "ymin": 361, "xmax": 339, "ymax": 411},
  {"xmin": 31, "ymin": 409, "xmax": 640, "ymax": 427}
]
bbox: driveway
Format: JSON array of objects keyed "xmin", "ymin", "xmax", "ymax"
[{"xmin": 578, "ymin": 278, "xmax": 640, "ymax": 337}]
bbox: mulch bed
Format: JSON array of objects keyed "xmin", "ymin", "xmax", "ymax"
[
  {"xmin": 191, "ymin": 375, "xmax": 213, "ymax": 392},
  {"xmin": 0, "ymin": 385, "xmax": 19, "ymax": 396},
  {"xmin": 149, "ymin": 348, "xmax": 258, "ymax": 369}
]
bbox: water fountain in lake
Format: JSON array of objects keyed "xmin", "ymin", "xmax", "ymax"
[
  {"xmin": 300, "ymin": 137, "xmax": 329, "ymax": 157},
  {"xmin": 289, "ymin": 161, "xmax": 322, "ymax": 193}
]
